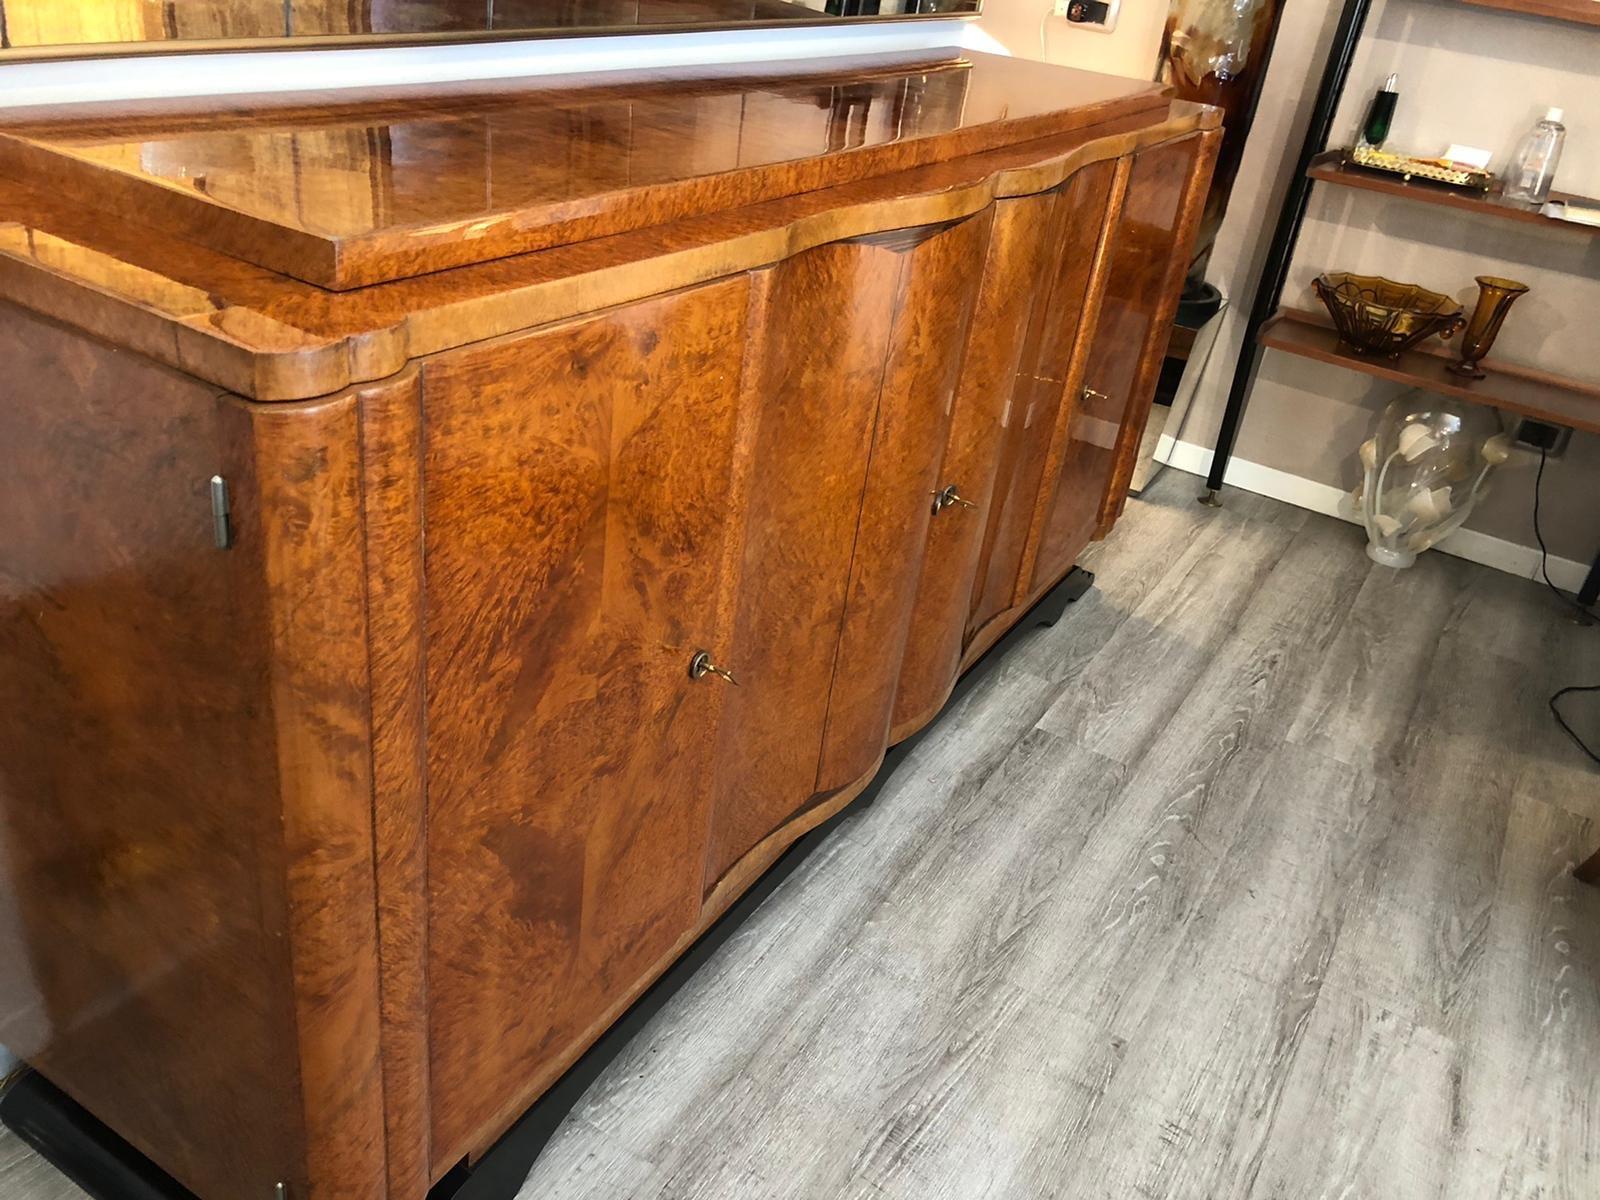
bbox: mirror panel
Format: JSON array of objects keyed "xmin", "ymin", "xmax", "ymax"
[{"xmin": 0, "ymin": 0, "xmax": 979, "ymax": 57}]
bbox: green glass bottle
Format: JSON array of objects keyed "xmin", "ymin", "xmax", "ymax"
[{"xmin": 1362, "ymin": 73, "xmax": 1400, "ymax": 148}]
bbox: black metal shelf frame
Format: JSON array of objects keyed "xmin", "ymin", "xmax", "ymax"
[{"xmin": 1196, "ymin": 0, "xmax": 1600, "ymax": 608}]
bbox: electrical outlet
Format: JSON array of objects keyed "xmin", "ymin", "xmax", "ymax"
[
  {"xmin": 1513, "ymin": 417, "xmax": 1572, "ymax": 457},
  {"xmin": 1053, "ymin": 0, "xmax": 1120, "ymax": 31}
]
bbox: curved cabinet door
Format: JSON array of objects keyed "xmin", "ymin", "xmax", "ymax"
[
  {"xmin": 813, "ymin": 215, "xmax": 990, "ymax": 795},
  {"xmin": 706, "ymin": 214, "xmax": 991, "ymax": 878},
  {"xmin": 1028, "ymin": 133, "xmax": 1210, "ymax": 591},
  {"xmin": 889, "ymin": 197, "xmax": 1054, "ymax": 741},
  {"xmin": 966, "ymin": 158, "xmax": 1119, "ymax": 645},
  {"xmin": 421, "ymin": 277, "xmax": 751, "ymax": 1165},
  {"xmin": 702, "ymin": 239, "xmax": 903, "ymax": 889}
]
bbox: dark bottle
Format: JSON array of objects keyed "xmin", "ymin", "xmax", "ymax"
[{"xmin": 1362, "ymin": 73, "xmax": 1399, "ymax": 148}]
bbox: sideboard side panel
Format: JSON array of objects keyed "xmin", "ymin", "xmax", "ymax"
[{"xmin": 0, "ymin": 302, "xmax": 307, "ymax": 1200}]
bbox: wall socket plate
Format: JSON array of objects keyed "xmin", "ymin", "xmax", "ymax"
[
  {"xmin": 1513, "ymin": 417, "xmax": 1573, "ymax": 458},
  {"xmin": 1052, "ymin": 0, "xmax": 1120, "ymax": 32}
]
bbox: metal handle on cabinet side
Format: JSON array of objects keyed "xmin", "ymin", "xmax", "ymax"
[
  {"xmin": 932, "ymin": 484, "xmax": 978, "ymax": 515},
  {"xmin": 210, "ymin": 475, "xmax": 233, "ymax": 550},
  {"xmin": 1082, "ymin": 386, "xmax": 1111, "ymax": 405},
  {"xmin": 688, "ymin": 650, "xmax": 738, "ymax": 686}
]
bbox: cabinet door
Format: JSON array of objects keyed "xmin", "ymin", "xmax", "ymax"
[
  {"xmin": 966, "ymin": 159, "xmax": 1119, "ymax": 644},
  {"xmin": 890, "ymin": 198, "xmax": 1051, "ymax": 739},
  {"xmin": 702, "ymin": 239, "xmax": 902, "ymax": 887},
  {"xmin": 814, "ymin": 215, "xmax": 990, "ymax": 794},
  {"xmin": 1028, "ymin": 134, "xmax": 1208, "ymax": 591},
  {"xmin": 422, "ymin": 278, "xmax": 750, "ymax": 1164}
]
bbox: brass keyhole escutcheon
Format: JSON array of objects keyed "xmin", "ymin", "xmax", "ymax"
[
  {"xmin": 689, "ymin": 650, "xmax": 739, "ymax": 686},
  {"xmin": 932, "ymin": 484, "xmax": 978, "ymax": 516}
]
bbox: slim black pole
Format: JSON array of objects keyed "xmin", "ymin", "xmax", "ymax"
[{"xmin": 1200, "ymin": 0, "xmax": 1377, "ymax": 502}]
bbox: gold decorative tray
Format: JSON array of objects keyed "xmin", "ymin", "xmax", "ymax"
[{"xmin": 1346, "ymin": 144, "xmax": 1494, "ymax": 191}]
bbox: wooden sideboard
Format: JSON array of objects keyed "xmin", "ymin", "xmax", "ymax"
[{"xmin": 0, "ymin": 50, "xmax": 1218, "ymax": 1200}]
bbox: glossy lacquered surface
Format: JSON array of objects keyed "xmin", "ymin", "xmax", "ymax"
[
  {"xmin": 0, "ymin": 51, "xmax": 1165, "ymax": 287},
  {"xmin": 0, "ymin": 56, "xmax": 1219, "ymax": 1200}
]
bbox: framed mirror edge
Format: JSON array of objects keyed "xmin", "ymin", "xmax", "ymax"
[{"xmin": 0, "ymin": 10, "xmax": 982, "ymax": 64}]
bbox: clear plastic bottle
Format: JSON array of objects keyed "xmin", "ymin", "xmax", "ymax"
[{"xmin": 1504, "ymin": 107, "xmax": 1567, "ymax": 204}]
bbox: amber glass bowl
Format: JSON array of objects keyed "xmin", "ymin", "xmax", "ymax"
[{"xmin": 1312, "ymin": 273, "xmax": 1466, "ymax": 360}]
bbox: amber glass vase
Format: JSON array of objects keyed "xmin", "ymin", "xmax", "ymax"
[{"xmin": 1450, "ymin": 276, "xmax": 1530, "ymax": 379}]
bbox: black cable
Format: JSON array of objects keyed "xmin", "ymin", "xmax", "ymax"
[
  {"xmin": 1534, "ymin": 446, "xmax": 1600, "ymax": 765},
  {"xmin": 1551, "ymin": 685, "xmax": 1600, "ymax": 768},
  {"xmin": 1534, "ymin": 447, "xmax": 1597, "ymax": 620}
]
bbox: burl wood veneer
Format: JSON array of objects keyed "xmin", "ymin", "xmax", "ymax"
[{"xmin": 0, "ymin": 49, "xmax": 1218, "ymax": 1200}]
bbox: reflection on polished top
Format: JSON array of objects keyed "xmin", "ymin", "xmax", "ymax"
[
  {"xmin": 0, "ymin": 50, "xmax": 1166, "ymax": 287},
  {"xmin": 0, "ymin": 0, "xmax": 978, "ymax": 53}
]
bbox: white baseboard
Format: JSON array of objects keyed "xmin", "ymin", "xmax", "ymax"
[{"xmin": 1156, "ymin": 438, "xmax": 1591, "ymax": 594}]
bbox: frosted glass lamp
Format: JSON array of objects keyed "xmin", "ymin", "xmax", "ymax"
[{"xmin": 1350, "ymin": 392, "xmax": 1511, "ymax": 569}]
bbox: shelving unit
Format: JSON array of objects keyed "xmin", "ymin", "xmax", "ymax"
[
  {"xmin": 1259, "ymin": 310, "xmax": 1600, "ymax": 434},
  {"xmin": 1458, "ymin": 0, "xmax": 1600, "ymax": 28},
  {"xmin": 1305, "ymin": 151, "xmax": 1600, "ymax": 234},
  {"xmin": 1203, "ymin": 0, "xmax": 1600, "ymax": 608}
]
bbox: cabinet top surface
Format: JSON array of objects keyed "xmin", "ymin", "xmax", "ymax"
[
  {"xmin": 0, "ymin": 50, "xmax": 1166, "ymax": 288},
  {"xmin": 0, "ymin": 93, "xmax": 1216, "ymax": 403}
]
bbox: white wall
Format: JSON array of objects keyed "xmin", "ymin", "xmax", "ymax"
[
  {"xmin": 977, "ymin": 0, "xmax": 1166, "ymax": 76},
  {"xmin": 1167, "ymin": 0, "xmax": 1600, "ymax": 572}
]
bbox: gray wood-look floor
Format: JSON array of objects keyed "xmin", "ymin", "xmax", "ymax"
[{"xmin": 6, "ymin": 469, "xmax": 1599, "ymax": 1199}]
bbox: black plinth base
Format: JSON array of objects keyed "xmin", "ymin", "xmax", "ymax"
[
  {"xmin": 1, "ymin": 567, "xmax": 1097, "ymax": 1200},
  {"xmin": 0, "ymin": 1072, "xmax": 196, "ymax": 1200}
]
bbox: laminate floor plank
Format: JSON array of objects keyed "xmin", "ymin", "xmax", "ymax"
[
  {"xmin": 1033, "ymin": 506, "xmax": 1302, "ymax": 765},
  {"xmin": 1003, "ymin": 744, "xmax": 1386, "ymax": 1200},
  {"xmin": 3, "ymin": 471, "xmax": 1598, "ymax": 1200},
  {"xmin": 1008, "ymin": 475, "xmax": 1307, "ymax": 688},
  {"xmin": 1284, "ymin": 549, "xmax": 1477, "ymax": 772}
]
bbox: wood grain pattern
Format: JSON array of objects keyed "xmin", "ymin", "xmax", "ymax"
[
  {"xmin": 0, "ymin": 102, "xmax": 1219, "ymax": 401},
  {"xmin": 420, "ymin": 279, "xmax": 750, "ymax": 1170},
  {"xmin": 0, "ymin": 73, "xmax": 1224, "ymax": 1200},
  {"xmin": 0, "ymin": 0, "xmax": 285, "ymax": 47},
  {"xmin": 1028, "ymin": 132, "xmax": 1211, "ymax": 588},
  {"xmin": 355, "ymin": 370, "xmax": 433, "ymax": 1199},
  {"xmin": 815, "ymin": 215, "xmax": 989, "ymax": 794},
  {"xmin": 224, "ymin": 390, "xmax": 389, "ymax": 1200},
  {"xmin": 889, "ymin": 197, "xmax": 1054, "ymax": 741},
  {"xmin": 966, "ymin": 159, "xmax": 1117, "ymax": 644},
  {"xmin": 702, "ymin": 244, "xmax": 898, "ymax": 888},
  {"xmin": 0, "ymin": 302, "xmax": 303, "ymax": 1200},
  {"xmin": 1096, "ymin": 129, "xmax": 1219, "ymax": 535},
  {"xmin": 0, "ymin": 52, "xmax": 1166, "ymax": 288}
]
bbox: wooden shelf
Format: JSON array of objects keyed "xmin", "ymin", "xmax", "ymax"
[
  {"xmin": 1307, "ymin": 152, "xmax": 1599, "ymax": 235},
  {"xmin": 1459, "ymin": 0, "xmax": 1600, "ymax": 27},
  {"xmin": 1258, "ymin": 310, "xmax": 1600, "ymax": 435}
]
